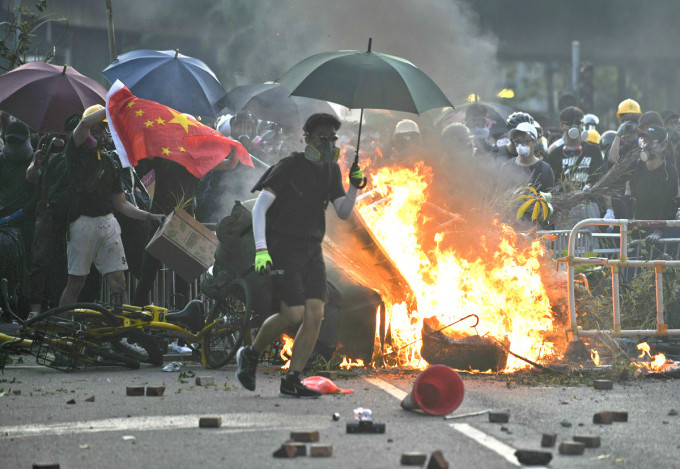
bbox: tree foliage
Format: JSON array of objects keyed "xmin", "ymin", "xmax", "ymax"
[{"xmin": 0, "ymin": 0, "xmax": 67, "ymax": 71}]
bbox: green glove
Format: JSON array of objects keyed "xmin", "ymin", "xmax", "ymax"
[
  {"xmin": 255, "ymin": 250, "xmax": 272, "ymax": 275},
  {"xmin": 349, "ymin": 162, "xmax": 366, "ymax": 189}
]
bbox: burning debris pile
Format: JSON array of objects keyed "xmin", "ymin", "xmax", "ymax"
[{"xmin": 355, "ymin": 163, "xmax": 563, "ymax": 372}]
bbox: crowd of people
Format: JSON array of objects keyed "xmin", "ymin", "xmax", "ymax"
[{"xmin": 1, "ymin": 94, "xmax": 678, "ymax": 324}]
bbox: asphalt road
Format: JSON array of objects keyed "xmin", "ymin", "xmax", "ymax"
[{"xmin": 1, "ymin": 359, "xmax": 679, "ymax": 469}]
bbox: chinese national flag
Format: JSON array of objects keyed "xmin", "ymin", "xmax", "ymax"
[{"xmin": 105, "ymin": 80, "xmax": 252, "ymax": 178}]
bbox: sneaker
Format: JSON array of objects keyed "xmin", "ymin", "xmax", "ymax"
[
  {"xmin": 236, "ymin": 346, "xmax": 258, "ymax": 391},
  {"xmin": 119, "ymin": 338, "xmax": 146, "ymax": 355},
  {"xmin": 168, "ymin": 341, "xmax": 192, "ymax": 354},
  {"xmin": 279, "ymin": 372, "xmax": 321, "ymax": 399}
]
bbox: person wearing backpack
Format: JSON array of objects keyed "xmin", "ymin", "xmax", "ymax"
[
  {"xmin": 58, "ymin": 105, "xmax": 164, "ymax": 307},
  {"xmin": 235, "ymin": 113, "xmax": 366, "ymax": 398}
]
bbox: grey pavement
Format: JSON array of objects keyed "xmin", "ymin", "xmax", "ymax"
[{"xmin": 0, "ymin": 361, "xmax": 679, "ymax": 468}]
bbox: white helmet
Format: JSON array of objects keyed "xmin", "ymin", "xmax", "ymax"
[{"xmin": 394, "ymin": 119, "xmax": 420, "ymax": 136}]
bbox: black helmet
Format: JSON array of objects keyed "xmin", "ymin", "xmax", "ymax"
[
  {"xmin": 506, "ymin": 112, "xmax": 534, "ymax": 131},
  {"xmin": 600, "ymin": 130, "xmax": 617, "ymax": 153},
  {"xmin": 230, "ymin": 110, "xmax": 257, "ymax": 127}
]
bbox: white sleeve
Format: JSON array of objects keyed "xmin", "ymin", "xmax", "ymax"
[
  {"xmin": 252, "ymin": 190, "xmax": 276, "ymax": 250},
  {"xmin": 332, "ymin": 184, "xmax": 358, "ymax": 220}
]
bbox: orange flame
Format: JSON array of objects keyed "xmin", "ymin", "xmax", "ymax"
[
  {"xmin": 591, "ymin": 349, "xmax": 600, "ymax": 366},
  {"xmin": 279, "ymin": 334, "xmax": 294, "ymax": 370},
  {"xmin": 339, "ymin": 357, "xmax": 365, "ymax": 369},
  {"xmin": 636, "ymin": 342, "xmax": 670, "ymax": 372},
  {"xmin": 357, "ymin": 163, "xmax": 557, "ymax": 371}
]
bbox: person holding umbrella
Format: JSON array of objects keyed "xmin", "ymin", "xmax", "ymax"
[{"xmin": 236, "ymin": 113, "xmax": 365, "ymax": 398}]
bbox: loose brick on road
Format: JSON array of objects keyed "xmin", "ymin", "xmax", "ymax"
[
  {"xmin": 283, "ymin": 442, "xmax": 307, "ymax": 456},
  {"xmin": 273, "ymin": 445, "xmax": 297, "ymax": 458},
  {"xmin": 427, "ymin": 450, "xmax": 450, "ymax": 469},
  {"xmin": 593, "ymin": 379, "xmax": 613, "ymax": 390},
  {"xmin": 541, "ymin": 432, "xmax": 557, "ymax": 447},
  {"xmin": 310, "ymin": 444, "xmax": 333, "ymax": 457},
  {"xmin": 559, "ymin": 441, "xmax": 586, "ymax": 455},
  {"xmin": 401, "ymin": 452, "xmax": 427, "ymax": 465},
  {"xmin": 198, "ymin": 416, "xmax": 222, "ymax": 428},
  {"xmin": 33, "ymin": 464, "xmax": 60, "ymax": 469},
  {"xmin": 146, "ymin": 386, "xmax": 165, "ymax": 396},
  {"xmin": 316, "ymin": 370, "xmax": 338, "ymax": 380},
  {"xmin": 514, "ymin": 449, "xmax": 553, "ymax": 465},
  {"xmin": 488, "ymin": 411, "xmax": 510, "ymax": 423},
  {"xmin": 195, "ymin": 376, "xmax": 215, "ymax": 386},
  {"xmin": 290, "ymin": 430, "xmax": 319, "ymax": 442},
  {"xmin": 126, "ymin": 386, "xmax": 144, "ymax": 396},
  {"xmin": 573, "ymin": 435, "xmax": 601, "ymax": 448},
  {"xmin": 593, "ymin": 411, "xmax": 613, "ymax": 424}
]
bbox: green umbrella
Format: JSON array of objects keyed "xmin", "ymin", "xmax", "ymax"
[{"xmin": 277, "ymin": 38, "xmax": 453, "ymax": 184}]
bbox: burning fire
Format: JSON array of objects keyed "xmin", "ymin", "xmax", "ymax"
[
  {"xmin": 339, "ymin": 357, "xmax": 365, "ymax": 369},
  {"xmin": 279, "ymin": 334, "xmax": 294, "ymax": 370},
  {"xmin": 636, "ymin": 342, "xmax": 671, "ymax": 372},
  {"xmin": 356, "ymin": 163, "xmax": 557, "ymax": 372}
]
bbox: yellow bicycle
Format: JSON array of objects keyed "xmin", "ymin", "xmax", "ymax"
[{"xmin": 0, "ymin": 277, "xmax": 252, "ymax": 371}]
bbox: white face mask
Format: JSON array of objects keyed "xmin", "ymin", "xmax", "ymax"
[{"xmin": 516, "ymin": 144, "xmax": 531, "ymax": 157}]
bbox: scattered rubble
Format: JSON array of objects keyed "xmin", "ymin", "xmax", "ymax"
[
  {"xmin": 559, "ymin": 441, "xmax": 585, "ymax": 455},
  {"xmin": 146, "ymin": 386, "xmax": 165, "ymax": 396},
  {"xmin": 541, "ymin": 432, "xmax": 557, "ymax": 447},
  {"xmin": 195, "ymin": 376, "xmax": 215, "ymax": 386},
  {"xmin": 290, "ymin": 430, "xmax": 319, "ymax": 442},
  {"xmin": 126, "ymin": 386, "xmax": 144, "ymax": 397},
  {"xmin": 401, "ymin": 452, "xmax": 427, "ymax": 465},
  {"xmin": 573, "ymin": 435, "xmax": 601, "ymax": 448},
  {"xmin": 427, "ymin": 451, "xmax": 449, "ymax": 469},
  {"xmin": 198, "ymin": 416, "xmax": 221, "ymax": 428},
  {"xmin": 515, "ymin": 449, "xmax": 553, "ymax": 465},
  {"xmin": 310, "ymin": 444, "xmax": 333, "ymax": 457},
  {"xmin": 488, "ymin": 411, "xmax": 510, "ymax": 423}
]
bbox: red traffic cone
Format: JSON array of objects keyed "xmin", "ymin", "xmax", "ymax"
[{"xmin": 401, "ymin": 364, "xmax": 464, "ymax": 416}]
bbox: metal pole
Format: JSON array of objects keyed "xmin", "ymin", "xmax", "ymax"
[
  {"xmin": 571, "ymin": 40, "xmax": 580, "ymax": 98},
  {"xmin": 106, "ymin": 0, "xmax": 116, "ymax": 63}
]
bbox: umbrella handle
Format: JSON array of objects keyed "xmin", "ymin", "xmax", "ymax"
[{"xmin": 351, "ymin": 151, "xmax": 367, "ymax": 189}]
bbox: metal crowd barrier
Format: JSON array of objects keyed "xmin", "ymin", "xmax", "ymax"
[{"xmin": 557, "ymin": 218, "xmax": 680, "ymax": 342}]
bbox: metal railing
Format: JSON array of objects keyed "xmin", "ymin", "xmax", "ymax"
[{"xmin": 559, "ymin": 218, "xmax": 680, "ymax": 342}]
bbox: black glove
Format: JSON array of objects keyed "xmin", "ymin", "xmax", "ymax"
[
  {"xmin": 349, "ymin": 162, "xmax": 367, "ymax": 189},
  {"xmin": 617, "ymin": 121, "xmax": 637, "ymax": 137}
]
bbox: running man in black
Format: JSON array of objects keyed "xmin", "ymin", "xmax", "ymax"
[{"xmin": 236, "ymin": 113, "xmax": 365, "ymax": 398}]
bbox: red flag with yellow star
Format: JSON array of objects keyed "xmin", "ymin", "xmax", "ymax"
[{"xmin": 105, "ymin": 80, "xmax": 252, "ymax": 178}]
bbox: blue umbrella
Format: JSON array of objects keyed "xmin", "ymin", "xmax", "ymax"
[{"xmin": 102, "ymin": 49, "xmax": 227, "ymax": 117}]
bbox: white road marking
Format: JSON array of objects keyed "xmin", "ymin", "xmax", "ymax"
[
  {"xmin": 0, "ymin": 413, "xmax": 321, "ymax": 439},
  {"xmin": 364, "ymin": 377, "xmax": 408, "ymax": 400},
  {"xmin": 365, "ymin": 377, "xmax": 542, "ymax": 468}
]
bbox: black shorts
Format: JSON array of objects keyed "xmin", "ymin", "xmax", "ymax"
[{"xmin": 268, "ymin": 235, "xmax": 326, "ymax": 307}]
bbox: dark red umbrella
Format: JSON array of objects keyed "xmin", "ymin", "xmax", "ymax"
[{"xmin": 0, "ymin": 62, "xmax": 107, "ymax": 133}]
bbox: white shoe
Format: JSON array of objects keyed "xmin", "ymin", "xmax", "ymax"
[
  {"xmin": 119, "ymin": 338, "xmax": 146, "ymax": 354},
  {"xmin": 168, "ymin": 341, "xmax": 192, "ymax": 354}
]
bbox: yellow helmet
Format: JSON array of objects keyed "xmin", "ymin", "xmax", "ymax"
[
  {"xmin": 82, "ymin": 104, "xmax": 107, "ymax": 122},
  {"xmin": 586, "ymin": 129, "xmax": 601, "ymax": 145},
  {"xmin": 616, "ymin": 99, "xmax": 641, "ymax": 119}
]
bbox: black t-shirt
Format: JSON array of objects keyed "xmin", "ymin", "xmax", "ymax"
[
  {"xmin": 65, "ymin": 135, "xmax": 122, "ymax": 219},
  {"xmin": 137, "ymin": 158, "xmax": 198, "ymax": 215},
  {"xmin": 257, "ymin": 152, "xmax": 345, "ymax": 242},
  {"xmin": 547, "ymin": 142, "xmax": 604, "ymax": 186},
  {"xmin": 503, "ymin": 159, "xmax": 555, "ymax": 192},
  {"xmin": 0, "ymin": 149, "xmax": 34, "ymax": 218},
  {"xmin": 629, "ymin": 159, "xmax": 679, "ymax": 220}
]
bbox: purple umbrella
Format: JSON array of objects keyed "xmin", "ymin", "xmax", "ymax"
[{"xmin": 0, "ymin": 62, "xmax": 107, "ymax": 133}]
